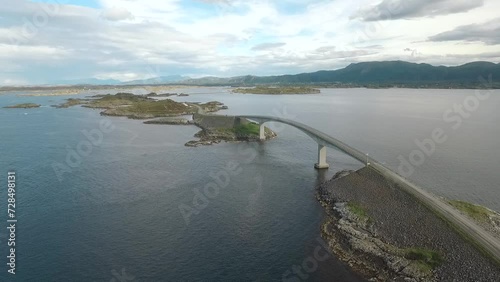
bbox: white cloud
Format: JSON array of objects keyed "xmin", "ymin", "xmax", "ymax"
[
  {"xmin": 252, "ymin": 42, "xmax": 286, "ymax": 51},
  {"xmin": 95, "ymin": 71, "xmax": 146, "ymax": 81},
  {"xmin": 353, "ymin": 0, "xmax": 484, "ymax": 21},
  {"xmin": 101, "ymin": 7, "xmax": 135, "ymax": 21},
  {"xmin": 0, "ymin": 0, "xmax": 498, "ymax": 84},
  {"xmin": 429, "ymin": 18, "xmax": 500, "ymax": 45}
]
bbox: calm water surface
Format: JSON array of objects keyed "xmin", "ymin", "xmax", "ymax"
[{"xmin": 0, "ymin": 87, "xmax": 498, "ymax": 281}]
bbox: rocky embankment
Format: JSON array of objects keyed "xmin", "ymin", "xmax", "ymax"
[
  {"xmin": 317, "ymin": 168, "xmax": 500, "ymax": 282},
  {"xmin": 143, "ymin": 117, "xmax": 194, "ymax": 125}
]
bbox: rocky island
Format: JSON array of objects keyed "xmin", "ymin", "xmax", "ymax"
[
  {"xmin": 4, "ymin": 103, "xmax": 41, "ymax": 109},
  {"xmin": 185, "ymin": 115, "xmax": 276, "ymax": 147},
  {"xmin": 52, "ymin": 93, "xmax": 222, "ymax": 119},
  {"xmin": 53, "ymin": 92, "xmax": 276, "ymax": 146},
  {"xmin": 232, "ymin": 86, "xmax": 321, "ymax": 94},
  {"xmin": 317, "ymin": 168, "xmax": 500, "ymax": 281}
]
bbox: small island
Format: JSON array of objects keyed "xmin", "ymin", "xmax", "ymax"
[
  {"xmin": 52, "ymin": 93, "xmax": 222, "ymax": 119},
  {"xmin": 232, "ymin": 86, "xmax": 320, "ymax": 95},
  {"xmin": 185, "ymin": 118, "xmax": 276, "ymax": 147},
  {"xmin": 3, "ymin": 103, "xmax": 41, "ymax": 109},
  {"xmin": 53, "ymin": 93, "xmax": 276, "ymax": 146}
]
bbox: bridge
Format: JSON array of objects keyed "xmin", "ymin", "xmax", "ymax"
[
  {"xmin": 238, "ymin": 115, "xmax": 500, "ymax": 266},
  {"xmin": 240, "ymin": 115, "xmax": 369, "ymax": 169}
]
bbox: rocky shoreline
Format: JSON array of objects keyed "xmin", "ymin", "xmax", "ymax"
[
  {"xmin": 52, "ymin": 92, "xmax": 276, "ymax": 147},
  {"xmin": 52, "ymin": 93, "xmax": 225, "ymax": 119},
  {"xmin": 317, "ymin": 168, "xmax": 500, "ymax": 281},
  {"xmin": 4, "ymin": 103, "xmax": 41, "ymax": 109},
  {"xmin": 143, "ymin": 117, "xmax": 194, "ymax": 125},
  {"xmin": 185, "ymin": 126, "xmax": 276, "ymax": 147}
]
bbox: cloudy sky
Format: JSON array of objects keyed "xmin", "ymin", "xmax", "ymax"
[{"xmin": 1, "ymin": 0, "xmax": 499, "ymax": 85}]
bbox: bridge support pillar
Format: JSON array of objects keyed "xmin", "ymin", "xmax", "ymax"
[
  {"xmin": 315, "ymin": 145, "xmax": 329, "ymax": 169},
  {"xmin": 259, "ymin": 123, "xmax": 265, "ymax": 141}
]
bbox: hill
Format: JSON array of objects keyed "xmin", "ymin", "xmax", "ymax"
[{"xmin": 181, "ymin": 61, "xmax": 500, "ymax": 88}]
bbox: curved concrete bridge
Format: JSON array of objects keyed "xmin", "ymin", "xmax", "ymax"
[
  {"xmin": 240, "ymin": 115, "xmax": 369, "ymax": 169},
  {"xmin": 238, "ymin": 115, "xmax": 500, "ymax": 266}
]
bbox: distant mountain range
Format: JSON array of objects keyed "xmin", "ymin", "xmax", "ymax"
[
  {"xmin": 53, "ymin": 78, "xmax": 122, "ymax": 85},
  {"xmin": 54, "ymin": 75, "xmax": 189, "ymax": 86},
  {"xmin": 39, "ymin": 61, "xmax": 500, "ymax": 89},
  {"xmin": 122, "ymin": 75, "xmax": 190, "ymax": 85},
  {"xmin": 180, "ymin": 61, "xmax": 500, "ymax": 88}
]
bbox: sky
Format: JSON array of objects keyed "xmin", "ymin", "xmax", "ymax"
[{"xmin": 0, "ymin": 0, "xmax": 499, "ymax": 85}]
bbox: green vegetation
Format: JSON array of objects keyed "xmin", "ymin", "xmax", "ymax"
[
  {"xmin": 232, "ymin": 86, "xmax": 321, "ymax": 94},
  {"xmin": 233, "ymin": 123, "xmax": 260, "ymax": 136},
  {"xmin": 347, "ymin": 202, "xmax": 370, "ymax": 221},
  {"xmin": 104, "ymin": 99, "xmax": 192, "ymax": 118},
  {"xmin": 52, "ymin": 93, "xmax": 225, "ymax": 119},
  {"xmin": 3, "ymin": 103, "xmax": 41, "ymax": 109},
  {"xmin": 84, "ymin": 93, "xmax": 148, "ymax": 109},
  {"xmin": 209, "ymin": 123, "xmax": 261, "ymax": 136},
  {"xmin": 449, "ymin": 200, "xmax": 493, "ymax": 223},
  {"xmin": 52, "ymin": 98, "xmax": 88, "ymax": 108},
  {"xmin": 404, "ymin": 248, "xmax": 444, "ymax": 272},
  {"xmin": 55, "ymin": 93, "xmax": 201, "ymax": 119}
]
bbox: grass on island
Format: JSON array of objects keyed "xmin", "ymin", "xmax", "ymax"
[
  {"xmin": 233, "ymin": 123, "xmax": 260, "ymax": 136},
  {"xmin": 4, "ymin": 103, "xmax": 41, "ymax": 109},
  {"xmin": 86, "ymin": 93, "xmax": 149, "ymax": 109},
  {"xmin": 232, "ymin": 86, "xmax": 321, "ymax": 95},
  {"xmin": 53, "ymin": 98, "xmax": 88, "ymax": 108},
  {"xmin": 52, "ymin": 93, "xmax": 226, "ymax": 119},
  {"xmin": 404, "ymin": 248, "xmax": 444, "ymax": 273},
  {"xmin": 448, "ymin": 200, "xmax": 493, "ymax": 223},
  {"xmin": 212, "ymin": 123, "xmax": 260, "ymax": 136},
  {"xmin": 108, "ymin": 99, "xmax": 192, "ymax": 116},
  {"xmin": 346, "ymin": 202, "xmax": 370, "ymax": 221}
]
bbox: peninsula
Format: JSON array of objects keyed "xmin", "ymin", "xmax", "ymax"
[{"xmin": 3, "ymin": 103, "xmax": 41, "ymax": 109}]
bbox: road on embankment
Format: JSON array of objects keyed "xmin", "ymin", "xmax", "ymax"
[{"xmin": 238, "ymin": 115, "xmax": 500, "ymax": 266}]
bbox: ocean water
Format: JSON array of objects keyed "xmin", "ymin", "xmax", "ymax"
[{"xmin": 0, "ymin": 87, "xmax": 498, "ymax": 281}]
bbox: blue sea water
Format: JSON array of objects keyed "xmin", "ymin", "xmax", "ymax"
[{"xmin": 0, "ymin": 87, "xmax": 499, "ymax": 281}]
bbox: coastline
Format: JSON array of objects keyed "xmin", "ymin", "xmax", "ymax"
[
  {"xmin": 50, "ymin": 93, "xmax": 277, "ymax": 147},
  {"xmin": 317, "ymin": 168, "xmax": 500, "ymax": 281}
]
